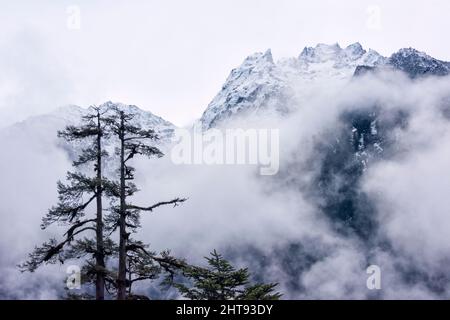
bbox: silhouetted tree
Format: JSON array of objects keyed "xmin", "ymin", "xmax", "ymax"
[
  {"xmin": 103, "ymin": 107, "xmax": 186, "ymax": 300},
  {"xmin": 20, "ymin": 103, "xmax": 279, "ymax": 301},
  {"xmin": 173, "ymin": 250, "xmax": 282, "ymax": 300},
  {"xmin": 20, "ymin": 106, "xmax": 112, "ymax": 300}
]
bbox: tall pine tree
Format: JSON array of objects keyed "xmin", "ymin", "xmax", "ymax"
[
  {"xmin": 103, "ymin": 107, "xmax": 186, "ymax": 300},
  {"xmin": 20, "ymin": 106, "xmax": 112, "ymax": 300}
]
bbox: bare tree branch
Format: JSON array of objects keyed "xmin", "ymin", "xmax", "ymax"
[{"xmin": 127, "ymin": 198, "xmax": 187, "ymax": 212}]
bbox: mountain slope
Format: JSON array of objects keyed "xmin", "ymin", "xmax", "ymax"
[
  {"xmin": 200, "ymin": 43, "xmax": 386, "ymax": 129},
  {"xmin": 0, "ymin": 101, "xmax": 176, "ymax": 168},
  {"xmin": 388, "ymin": 48, "xmax": 450, "ymax": 78},
  {"xmin": 2, "ymin": 101, "xmax": 175, "ymax": 138}
]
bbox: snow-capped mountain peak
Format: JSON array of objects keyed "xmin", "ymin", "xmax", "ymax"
[
  {"xmin": 396, "ymin": 47, "xmax": 427, "ymax": 58},
  {"xmin": 200, "ymin": 43, "xmax": 450, "ymax": 129},
  {"xmin": 388, "ymin": 48, "xmax": 450, "ymax": 77},
  {"xmin": 1, "ymin": 102, "xmax": 176, "ymax": 153},
  {"xmin": 242, "ymin": 49, "xmax": 274, "ymax": 66},
  {"xmin": 98, "ymin": 101, "xmax": 175, "ymax": 137},
  {"xmin": 200, "ymin": 43, "xmax": 388, "ymax": 129},
  {"xmin": 298, "ymin": 42, "xmax": 376, "ymax": 65},
  {"xmin": 362, "ymin": 48, "xmax": 386, "ymax": 66},
  {"xmin": 343, "ymin": 42, "xmax": 366, "ymax": 59},
  {"xmin": 201, "ymin": 48, "xmax": 289, "ymax": 129},
  {"xmin": 299, "ymin": 42, "xmax": 346, "ymax": 63}
]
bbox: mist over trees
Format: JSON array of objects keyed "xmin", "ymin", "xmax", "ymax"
[
  {"xmin": 19, "ymin": 106, "xmax": 113, "ymax": 299},
  {"xmin": 173, "ymin": 250, "xmax": 281, "ymax": 300},
  {"xmin": 19, "ymin": 104, "xmax": 281, "ymax": 300}
]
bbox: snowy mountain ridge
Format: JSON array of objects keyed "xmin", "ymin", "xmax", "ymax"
[
  {"xmin": 0, "ymin": 101, "xmax": 177, "ymax": 173},
  {"xmin": 200, "ymin": 42, "xmax": 387, "ymax": 129},
  {"xmin": 4, "ymin": 43, "xmax": 450, "ymax": 143},
  {"xmin": 6, "ymin": 101, "xmax": 175, "ymax": 138},
  {"xmin": 200, "ymin": 43, "xmax": 450, "ymax": 129}
]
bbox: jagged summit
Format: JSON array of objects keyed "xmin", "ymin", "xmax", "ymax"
[
  {"xmin": 201, "ymin": 47, "xmax": 289, "ymax": 129},
  {"xmin": 355, "ymin": 47, "xmax": 450, "ymax": 78},
  {"xmin": 297, "ymin": 42, "xmax": 381, "ymax": 65},
  {"xmin": 98, "ymin": 101, "xmax": 175, "ymax": 134},
  {"xmin": 388, "ymin": 48, "xmax": 450, "ymax": 78},
  {"xmin": 200, "ymin": 43, "xmax": 385, "ymax": 129},
  {"xmin": 345, "ymin": 42, "xmax": 364, "ymax": 54},
  {"xmin": 299, "ymin": 43, "xmax": 343, "ymax": 62},
  {"xmin": 200, "ymin": 43, "xmax": 450, "ymax": 129},
  {"xmin": 244, "ymin": 49, "xmax": 274, "ymax": 65}
]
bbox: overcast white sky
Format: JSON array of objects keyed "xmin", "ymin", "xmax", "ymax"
[{"xmin": 0, "ymin": 0, "xmax": 449, "ymax": 126}]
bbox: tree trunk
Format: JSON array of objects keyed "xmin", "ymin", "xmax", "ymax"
[
  {"xmin": 95, "ymin": 111, "xmax": 105, "ymax": 300},
  {"xmin": 117, "ymin": 112, "xmax": 127, "ymax": 300}
]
